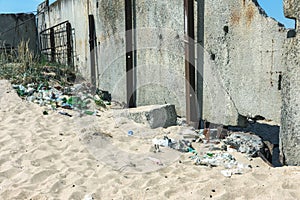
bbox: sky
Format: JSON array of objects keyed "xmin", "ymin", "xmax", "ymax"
[
  {"xmin": 0, "ymin": 0, "xmax": 296, "ymax": 28},
  {"xmin": 257, "ymin": 0, "xmax": 295, "ymax": 28}
]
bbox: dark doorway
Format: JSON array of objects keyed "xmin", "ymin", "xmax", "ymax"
[{"xmin": 88, "ymin": 14, "xmax": 97, "ymax": 87}]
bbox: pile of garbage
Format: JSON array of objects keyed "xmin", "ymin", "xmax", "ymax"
[
  {"xmin": 12, "ymin": 82, "xmax": 111, "ymax": 116},
  {"xmin": 151, "ymin": 130, "xmax": 264, "ymax": 177},
  {"xmin": 152, "ymin": 136, "xmax": 193, "ymax": 153},
  {"xmin": 222, "ymin": 132, "xmax": 264, "ymax": 157},
  {"xmin": 191, "ymin": 152, "xmax": 237, "ymax": 167}
]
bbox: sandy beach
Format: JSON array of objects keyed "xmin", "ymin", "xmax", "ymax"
[{"xmin": 0, "ymin": 79, "xmax": 300, "ymax": 200}]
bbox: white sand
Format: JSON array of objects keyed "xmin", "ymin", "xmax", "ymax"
[{"xmin": 0, "ymin": 79, "xmax": 299, "ymax": 200}]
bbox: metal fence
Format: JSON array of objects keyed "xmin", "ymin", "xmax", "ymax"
[{"xmin": 40, "ymin": 21, "xmax": 73, "ymax": 66}]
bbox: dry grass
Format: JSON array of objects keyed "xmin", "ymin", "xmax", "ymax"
[{"xmin": 0, "ymin": 40, "xmax": 76, "ymax": 87}]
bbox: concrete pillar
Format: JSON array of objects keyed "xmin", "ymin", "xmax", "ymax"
[{"xmin": 281, "ymin": 0, "xmax": 300, "ymax": 165}]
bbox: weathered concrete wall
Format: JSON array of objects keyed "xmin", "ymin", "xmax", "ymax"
[
  {"xmin": 280, "ymin": 0, "xmax": 300, "ymax": 166},
  {"xmin": 0, "ymin": 14, "xmax": 37, "ymax": 53},
  {"xmin": 281, "ymin": 37, "xmax": 300, "ymax": 165},
  {"xmin": 135, "ymin": 0, "xmax": 186, "ymax": 116},
  {"xmin": 37, "ymin": 0, "xmax": 90, "ymax": 78},
  {"xmin": 92, "ymin": 0, "xmax": 126, "ymax": 104},
  {"xmin": 203, "ymin": 0, "xmax": 287, "ymax": 126},
  {"xmin": 37, "ymin": 0, "xmax": 287, "ymax": 126},
  {"xmin": 37, "ymin": 0, "xmax": 127, "ymax": 103}
]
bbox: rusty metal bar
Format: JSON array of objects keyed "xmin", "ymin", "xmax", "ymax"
[
  {"xmin": 66, "ymin": 22, "xmax": 72, "ymax": 67},
  {"xmin": 40, "ymin": 20, "xmax": 69, "ymax": 34},
  {"xmin": 40, "ymin": 21, "xmax": 74, "ymax": 66},
  {"xmin": 50, "ymin": 27, "xmax": 55, "ymax": 62},
  {"xmin": 184, "ymin": 0, "xmax": 197, "ymax": 124},
  {"xmin": 88, "ymin": 15, "xmax": 97, "ymax": 87},
  {"xmin": 125, "ymin": 0, "xmax": 136, "ymax": 108}
]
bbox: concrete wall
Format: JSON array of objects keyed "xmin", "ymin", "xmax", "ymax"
[
  {"xmin": 37, "ymin": 0, "xmax": 185, "ymax": 113},
  {"xmin": 37, "ymin": 0, "xmax": 90, "ymax": 78},
  {"xmin": 92, "ymin": 0, "xmax": 126, "ymax": 104},
  {"xmin": 0, "ymin": 14, "xmax": 37, "ymax": 54},
  {"xmin": 135, "ymin": 0, "xmax": 186, "ymax": 115},
  {"xmin": 37, "ymin": 0, "xmax": 288, "ymax": 126},
  {"xmin": 280, "ymin": 0, "xmax": 300, "ymax": 166},
  {"xmin": 202, "ymin": 0, "xmax": 287, "ymax": 126},
  {"xmin": 37, "ymin": 0, "xmax": 127, "ymax": 103}
]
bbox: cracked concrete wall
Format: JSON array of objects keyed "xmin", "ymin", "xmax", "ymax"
[
  {"xmin": 280, "ymin": 0, "xmax": 300, "ymax": 166},
  {"xmin": 203, "ymin": 0, "xmax": 287, "ymax": 126},
  {"xmin": 0, "ymin": 14, "xmax": 37, "ymax": 54}
]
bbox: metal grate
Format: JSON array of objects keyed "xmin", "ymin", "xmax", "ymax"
[{"xmin": 40, "ymin": 21, "xmax": 73, "ymax": 67}]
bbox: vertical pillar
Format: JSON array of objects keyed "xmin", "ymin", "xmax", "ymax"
[
  {"xmin": 197, "ymin": 0, "xmax": 205, "ymax": 128},
  {"xmin": 66, "ymin": 22, "xmax": 72, "ymax": 67},
  {"xmin": 280, "ymin": 0, "xmax": 300, "ymax": 166},
  {"xmin": 125, "ymin": 0, "xmax": 136, "ymax": 108},
  {"xmin": 184, "ymin": 0, "xmax": 197, "ymax": 125},
  {"xmin": 50, "ymin": 27, "xmax": 55, "ymax": 62},
  {"xmin": 88, "ymin": 15, "xmax": 97, "ymax": 87}
]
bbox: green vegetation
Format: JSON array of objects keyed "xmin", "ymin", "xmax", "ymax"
[{"xmin": 0, "ymin": 40, "xmax": 109, "ymax": 111}]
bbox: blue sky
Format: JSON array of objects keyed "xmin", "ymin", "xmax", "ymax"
[
  {"xmin": 0, "ymin": 0, "xmax": 295, "ymax": 28},
  {"xmin": 257, "ymin": 0, "xmax": 295, "ymax": 28}
]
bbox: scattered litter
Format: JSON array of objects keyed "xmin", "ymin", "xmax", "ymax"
[
  {"xmin": 152, "ymin": 136, "xmax": 172, "ymax": 147},
  {"xmin": 221, "ymin": 169, "xmax": 232, "ymax": 177},
  {"xmin": 152, "ymin": 136, "xmax": 193, "ymax": 153},
  {"xmin": 222, "ymin": 132, "xmax": 264, "ymax": 157},
  {"xmin": 128, "ymin": 130, "xmax": 133, "ymax": 136},
  {"xmin": 192, "ymin": 152, "xmax": 237, "ymax": 168},
  {"xmin": 84, "ymin": 194, "xmax": 94, "ymax": 200},
  {"xmin": 220, "ymin": 167, "xmax": 244, "ymax": 178},
  {"xmin": 58, "ymin": 111, "xmax": 72, "ymax": 117},
  {"xmin": 198, "ymin": 128, "xmax": 227, "ymax": 144},
  {"xmin": 12, "ymin": 81, "xmax": 111, "ymax": 117}
]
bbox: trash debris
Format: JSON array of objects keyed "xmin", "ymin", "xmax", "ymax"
[
  {"xmin": 192, "ymin": 152, "xmax": 237, "ymax": 168},
  {"xmin": 152, "ymin": 136, "xmax": 172, "ymax": 147},
  {"xmin": 152, "ymin": 136, "xmax": 194, "ymax": 153},
  {"xmin": 221, "ymin": 169, "xmax": 232, "ymax": 177},
  {"xmin": 198, "ymin": 128, "xmax": 227, "ymax": 144},
  {"xmin": 128, "ymin": 130, "xmax": 133, "ymax": 136},
  {"xmin": 11, "ymin": 81, "xmax": 111, "ymax": 117},
  {"xmin": 58, "ymin": 111, "xmax": 72, "ymax": 117},
  {"xmin": 222, "ymin": 132, "xmax": 264, "ymax": 157},
  {"xmin": 220, "ymin": 166, "xmax": 245, "ymax": 178},
  {"xmin": 84, "ymin": 194, "xmax": 94, "ymax": 200},
  {"xmin": 176, "ymin": 117, "xmax": 187, "ymax": 126}
]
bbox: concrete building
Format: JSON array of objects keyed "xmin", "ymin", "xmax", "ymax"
[{"xmin": 0, "ymin": 13, "xmax": 37, "ymax": 54}]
